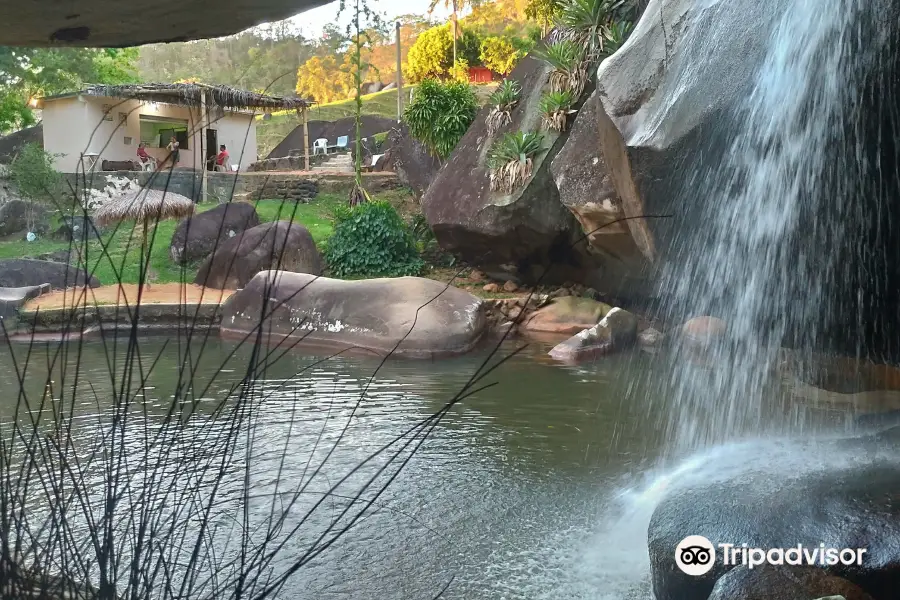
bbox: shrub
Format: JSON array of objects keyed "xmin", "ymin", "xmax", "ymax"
[
  {"xmin": 556, "ymin": 0, "xmax": 639, "ymax": 60},
  {"xmin": 449, "ymin": 59, "xmax": 470, "ymax": 84},
  {"xmin": 9, "ymin": 142, "xmax": 61, "ymax": 202},
  {"xmin": 480, "ymin": 36, "xmax": 523, "ymax": 76},
  {"xmin": 324, "ymin": 200, "xmax": 424, "ymax": 278},
  {"xmin": 533, "ymin": 40, "xmax": 587, "ymax": 98},
  {"xmin": 404, "ymin": 79, "xmax": 478, "ymax": 159},
  {"xmin": 406, "ymin": 24, "xmax": 454, "ymax": 82},
  {"xmin": 486, "ymin": 131, "xmax": 545, "ymax": 193},
  {"xmin": 486, "ymin": 79, "xmax": 521, "ymax": 135},
  {"xmin": 602, "ymin": 20, "xmax": 635, "ymax": 55},
  {"xmin": 540, "ymin": 90, "xmax": 577, "ymax": 132}
]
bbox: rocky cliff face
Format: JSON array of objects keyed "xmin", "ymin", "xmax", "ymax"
[{"xmin": 421, "ymin": 53, "xmax": 591, "ymax": 286}]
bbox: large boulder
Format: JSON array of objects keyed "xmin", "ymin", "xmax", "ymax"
[
  {"xmin": 194, "ymin": 220, "xmax": 323, "ymax": 290},
  {"xmin": 170, "ymin": 202, "xmax": 260, "ymax": 264},
  {"xmin": 0, "ymin": 199, "xmax": 50, "ymax": 237},
  {"xmin": 0, "ymin": 124, "xmax": 42, "ymax": 164},
  {"xmin": 523, "ymin": 296, "xmax": 613, "ymax": 334},
  {"xmin": 219, "ymin": 271, "xmax": 487, "ymax": 358},
  {"xmin": 648, "ymin": 426, "xmax": 900, "ymax": 600},
  {"xmin": 549, "ymin": 90, "xmax": 652, "ymax": 295},
  {"xmin": 421, "ymin": 53, "xmax": 588, "ymax": 285},
  {"xmin": 0, "ymin": 259, "xmax": 100, "ymax": 289},
  {"xmin": 707, "ymin": 565, "xmax": 874, "ymax": 600},
  {"xmin": 378, "ymin": 124, "xmax": 443, "ymax": 196}
]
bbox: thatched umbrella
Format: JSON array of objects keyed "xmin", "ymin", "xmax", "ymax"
[{"xmin": 94, "ymin": 188, "xmax": 195, "ymax": 283}]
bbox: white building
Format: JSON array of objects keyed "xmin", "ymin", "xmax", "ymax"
[{"xmin": 36, "ymin": 83, "xmax": 311, "ymax": 173}]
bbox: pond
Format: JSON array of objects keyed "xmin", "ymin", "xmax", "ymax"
[{"xmin": 0, "ymin": 335, "xmax": 854, "ymax": 599}]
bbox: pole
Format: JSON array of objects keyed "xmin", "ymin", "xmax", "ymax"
[
  {"xmin": 200, "ymin": 90, "xmax": 208, "ymax": 204},
  {"xmin": 396, "ymin": 21, "xmax": 403, "ymax": 121},
  {"xmin": 302, "ymin": 107, "xmax": 311, "ymax": 171}
]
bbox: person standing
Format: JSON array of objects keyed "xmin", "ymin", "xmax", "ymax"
[{"xmin": 166, "ymin": 135, "xmax": 180, "ymax": 167}]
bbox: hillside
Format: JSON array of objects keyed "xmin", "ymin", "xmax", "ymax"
[{"xmin": 256, "ymin": 84, "xmax": 498, "ymax": 157}]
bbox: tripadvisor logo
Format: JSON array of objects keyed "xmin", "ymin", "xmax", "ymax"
[{"xmin": 675, "ymin": 535, "xmax": 868, "ymax": 576}]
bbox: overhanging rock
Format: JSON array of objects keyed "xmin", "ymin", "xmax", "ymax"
[{"xmin": 0, "ymin": 0, "xmax": 331, "ymax": 47}]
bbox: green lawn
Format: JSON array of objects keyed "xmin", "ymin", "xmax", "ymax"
[
  {"xmin": 256, "ymin": 83, "xmax": 499, "ymax": 157},
  {"xmin": 0, "ymin": 195, "xmax": 347, "ymax": 286}
]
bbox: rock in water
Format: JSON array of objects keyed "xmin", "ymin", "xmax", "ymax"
[
  {"xmin": 638, "ymin": 327, "xmax": 664, "ymax": 351},
  {"xmin": 195, "ymin": 221, "xmax": 323, "ymax": 290},
  {"xmin": 682, "ymin": 316, "xmax": 727, "ymax": 352},
  {"xmin": 647, "ymin": 426, "xmax": 900, "ymax": 600},
  {"xmin": 548, "ymin": 307, "xmax": 638, "ymax": 361},
  {"xmin": 524, "ymin": 296, "xmax": 613, "ymax": 334},
  {"xmin": 220, "ymin": 271, "xmax": 487, "ymax": 358},
  {"xmin": 0, "ymin": 259, "xmax": 99, "ymax": 289},
  {"xmin": 706, "ymin": 565, "xmax": 872, "ymax": 600},
  {"xmin": 421, "ymin": 52, "xmax": 586, "ymax": 284},
  {"xmin": 170, "ymin": 202, "xmax": 260, "ymax": 264}
]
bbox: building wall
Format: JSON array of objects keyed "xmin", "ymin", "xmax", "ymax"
[{"xmin": 41, "ymin": 95, "xmax": 258, "ymax": 173}]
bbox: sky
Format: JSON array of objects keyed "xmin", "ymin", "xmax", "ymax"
[{"xmin": 272, "ymin": 0, "xmax": 460, "ymax": 38}]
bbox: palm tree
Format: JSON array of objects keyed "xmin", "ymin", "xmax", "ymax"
[{"xmin": 428, "ymin": 0, "xmax": 482, "ymax": 66}]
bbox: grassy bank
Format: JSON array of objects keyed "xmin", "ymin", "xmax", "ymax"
[
  {"xmin": 0, "ymin": 191, "xmax": 415, "ymax": 286},
  {"xmin": 256, "ymin": 83, "xmax": 499, "ymax": 157}
]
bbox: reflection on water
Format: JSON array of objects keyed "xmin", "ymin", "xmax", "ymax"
[{"xmin": 0, "ymin": 335, "xmax": 856, "ymax": 599}]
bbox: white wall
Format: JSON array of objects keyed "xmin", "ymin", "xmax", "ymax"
[{"xmin": 41, "ymin": 95, "xmax": 259, "ymax": 173}]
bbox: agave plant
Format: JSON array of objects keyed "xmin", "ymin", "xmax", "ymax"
[
  {"xmin": 486, "ymin": 79, "xmax": 521, "ymax": 134},
  {"xmin": 557, "ymin": 0, "xmax": 635, "ymax": 61},
  {"xmin": 540, "ymin": 91, "xmax": 577, "ymax": 132},
  {"xmin": 533, "ymin": 39, "xmax": 587, "ymax": 99},
  {"xmin": 601, "ymin": 20, "xmax": 634, "ymax": 56},
  {"xmin": 486, "ymin": 131, "xmax": 545, "ymax": 194}
]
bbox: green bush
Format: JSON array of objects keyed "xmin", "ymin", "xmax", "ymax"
[
  {"xmin": 9, "ymin": 142, "xmax": 61, "ymax": 202},
  {"xmin": 480, "ymin": 36, "xmax": 523, "ymax": 76},
  {"xmin": 324, "ymin": 201, "xmax": 424, "ymax": 279},
  {"xmin": 404, "ymin": 79, "xmax": 478, "ymax": 159}
]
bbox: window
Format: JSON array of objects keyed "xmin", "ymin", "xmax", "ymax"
[{"xmin": 139, "ymin": 115, "xmax": 190, "ymax": 149}]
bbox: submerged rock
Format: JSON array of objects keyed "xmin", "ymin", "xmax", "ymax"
[
  {"xmin": 548, "ymin": 307, "xmax": 638, "ymax": 361},
  {"xmin": 682, "ymin": 316, "xmax": 727, "ymax": 352},
  {"xmin": 524, "ymin": 296, "xmax": 612, "ymax": 335},
  {"xmin": 638, "ymin": 327, "xmax": 664, "ymax": 351},
  {"xmin": 170, "ymin": 202, "xmax": 260, "ymax": 264},
  {"xmin": 220, "ymin": 271, "xmax": 487, "ymax": 358},
  {"xmin": 707, "ymin": 565, "xmax": 873, "ymax": 600},
  {"xmin": 195, "ymin": 221, "xmax": 322, "ymax": 290},
  {"xmin": 648, "ymin": 426, "xmax": 900, "ymax": 600}
]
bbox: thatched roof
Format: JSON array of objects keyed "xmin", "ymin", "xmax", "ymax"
[
  {"xmin": 94, "ymin": 189, "xmax": 195, "ymax": 227},
  {"xmin": 73, "ymin": 83, "xmax": 312, "ymax": 111}
]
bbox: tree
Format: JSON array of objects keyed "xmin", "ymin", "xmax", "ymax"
[
  {"xmin": 0, "ymin": 46, "xmax": 139, "ymax": 134},
  {"xmin": 405, "ymin": 24, "xmax": 454, "ymax": 82},
  {"xmin": 525, "ymin": 0, "xmax": 562, "ymax": 36},
  {"xmin": 479, "ymin": 35, "xmax": 522, "ymax": 75},
  {"xmin": 428, "ymin": 0, "xmax": 483, "ymax": 66},
  {"xmin": 295, "ymin": 55, "xmax": 353, "ymax": 103}
]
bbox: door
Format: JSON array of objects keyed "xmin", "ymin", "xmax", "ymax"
[{"xmin": 206, "ymin": 129, "xmax": 218, "ymax": 171}]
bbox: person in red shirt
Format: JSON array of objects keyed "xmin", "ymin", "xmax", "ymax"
[
  {"xmin": 136, "ymin": 142, "xmax": 156, "ymax": 170},
  {"xmin": 208, "ymin": 144, "xmax": 229, "ymax": 171}
]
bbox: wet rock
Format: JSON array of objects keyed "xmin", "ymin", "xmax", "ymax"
[
  {"xmin": 0, "ymin": 259, "xmax": 99, "ymax": 289},
  {"xmin": 524, "ymin": 296, "xmax": 612, "ymax": 335},
  {"xmin": 682, "ymin": 316, "xmax": 727, "ymax": 351},
  {"xmin": 707, "ymin": 565, "xmax": 873, "ymax": 600},
  {"xmin": 648, "ymin": 426, "xmax": 900, "ymax": 600},
  {"xmin": 483, "ymin": 283, "xmax": 500, "ymax": 293},
  {"xmin": 638, "ymin": 327, "xmax": 664, "ymax": 351},
  {"xmin": 548, "ymin": 307, "xmax": 638, "ymax": 361},
  {"xmin": 195, "ymin": 220, "xmax": 323, "ymax": 290},
  {"xmin": 220, "ymin": 271, "xmax": 487, "ymax": 358},
  {"xmin": 170, "ymin": 202, "xmax": 260, "ymax": 264},
  {"xmin": 0, "ymin": 199, "xmax": 49, "ymax": 237},
  {"xmin": 502, "ymin": 280, "xmax": 519, "ymax": 293},
  {"xmin": 421, "ymin": 52, "xmax": 586, "ymax": 284}
]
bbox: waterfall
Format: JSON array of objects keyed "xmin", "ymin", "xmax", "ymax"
[{"xmin": 652, "ymin": 0, "xmax": 883, "ymax": 452}]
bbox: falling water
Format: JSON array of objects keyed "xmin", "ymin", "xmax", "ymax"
[{"xmin": 652, "ymin": 0, "xmax": 886, "ymax": 453}]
